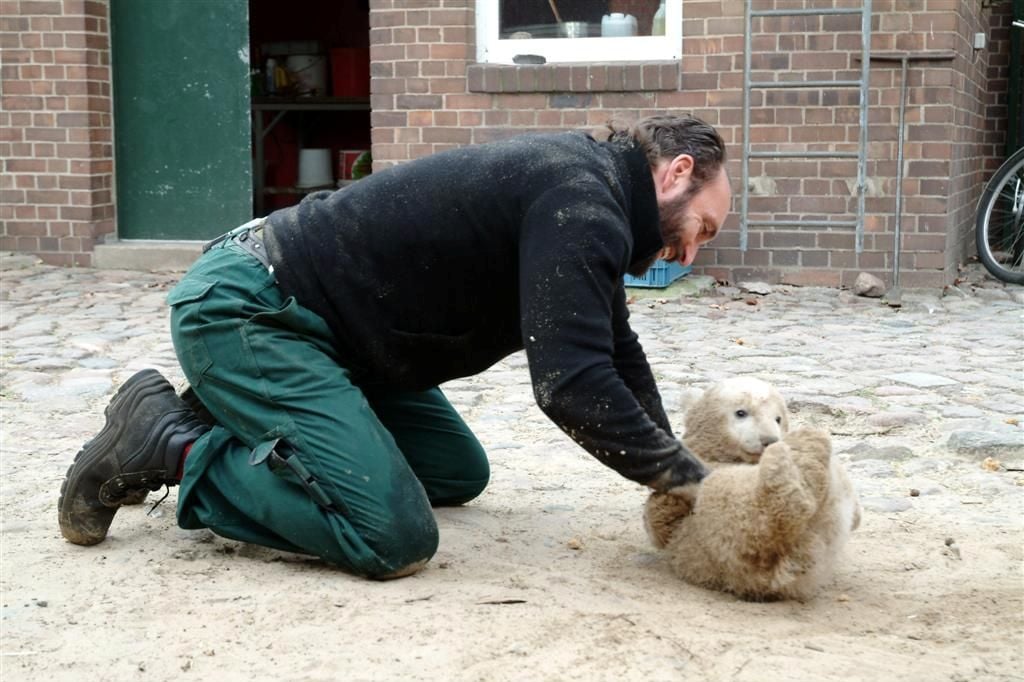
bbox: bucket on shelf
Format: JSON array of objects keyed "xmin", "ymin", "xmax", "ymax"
[
  {"xmin": 285, "ymin": 54, "xmax": 327, "ymax": 97},
  {"xmin": 296, "ymin": 148, "xmax": 333, "ymax": 188}
]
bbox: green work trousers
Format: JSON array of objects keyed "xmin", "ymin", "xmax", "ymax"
[{"xmin": 167, "ymin": 242, "xmax": 490, "ymax": 578}]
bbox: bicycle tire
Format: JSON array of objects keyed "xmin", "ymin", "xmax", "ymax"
[{"xmin": 976, "ymin": 146, "xmax": 1024, "ymax": 284}]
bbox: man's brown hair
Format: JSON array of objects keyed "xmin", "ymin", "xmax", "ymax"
[{"xmin": 607, "ymin": 114, "xmax": 727, "ymax": 199}]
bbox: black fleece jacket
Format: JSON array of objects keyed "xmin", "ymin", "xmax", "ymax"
[{"xmin": 263, "ymin": 131, "xmax": 706, "ymax": 488}]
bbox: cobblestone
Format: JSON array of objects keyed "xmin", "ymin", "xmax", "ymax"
[{"xmin": 3, "ymin": 258, "xmax": 1022, "ymax": 509}]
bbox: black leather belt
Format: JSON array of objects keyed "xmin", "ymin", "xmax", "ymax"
[{"xmin": 204, "ymin": 219, "xmax": 273, "ymax": 274}]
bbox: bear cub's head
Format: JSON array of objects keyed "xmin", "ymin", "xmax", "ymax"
[{"xmin": 683, "ymin": 377, "xmax": 790, "ymax": 464}]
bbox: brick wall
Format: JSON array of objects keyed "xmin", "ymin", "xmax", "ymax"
[
  {"xmin": 856, "ymin": 2, "xmax": 994, "ymax": 289},
  {"xmin": 0, "ymin": 0, "xmax": 113, "ymax": 267},
  {"xmin": 944, "ymin": 2, "xmax": 999, "ymax": 286},
  {"xmin": 981, "ymin": 6, "xmax": 1018, "ymax": 171},
  {"xmin": 1, "ymin": 0, "xmax": 1014, "ymax": 285},
  {"xmin": 368, "ymin": 0, "xmax": 1014, "ymax": 288}
]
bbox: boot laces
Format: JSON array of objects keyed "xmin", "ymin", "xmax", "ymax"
[{"xmin": 147, "ymin": 486, "xmax": 171, "ymax": 516}]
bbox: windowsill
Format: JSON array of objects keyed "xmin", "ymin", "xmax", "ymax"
[{"xmin": 467, "ymin": 61, "xmax": 679, "ymax": 94}]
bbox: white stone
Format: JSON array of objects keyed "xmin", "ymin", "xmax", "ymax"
[
  {"xmin": 853, "ymin": 272, "xmax": 886, "ymax": 297},
  {"xmin": 889, "ymin": 372, "xmax": 959, "ymax": 388}
]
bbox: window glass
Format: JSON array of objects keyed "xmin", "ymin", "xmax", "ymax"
[
  {"xmin": 501, "ymin": 1, "xmax": 661, "ymax": 39},
  {"xmin": 477, "ymin": 0, "xmax": 681, "ymax": 65}
]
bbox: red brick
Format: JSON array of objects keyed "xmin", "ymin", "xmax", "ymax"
[
  {"xmin": 433, "ymin": 110, "xmax": 457, "ymax": 126},
  {"xmin": 537, "ymin": 110, "xmax": 562, "ymax": 127},
  {"xmin": 764, "ymin": 231, "xmax": 817, "ymax": 249},
  {"xmin": 429, "ymin": 77, "xmax": 465, "ymax": 94},
  {"xmin": 407, "ymin": 45, "xmax": 429, "ymax": 60},
  {"xmin": 5, "ymin": 220, "xmax": 47, "ymax": 237},
  {"xmin": 458, "ymin": 110, "xmax": 482, "ymax": 126},
  {"xmin": 428, "ymin": 9, "xmax": 468, "ymax": 26},
  {"xmin": 37, "ymin": 252, "xmax": 79, "ymax": 267},
  {"xmin": 429, "ymin": 43, "xmax": 467, "ymax": 60},
  {"xmin": 897, "ymin": 270, "xmax": 945, "ymax": 288},
  {"xmin": 405, "ymin": 78, "xmax": 430, "ymax": 94},
  {"xmin": 410, "ymin": 27, "xmax": 436, "ymax": 43},
  {"xmin": 446, "ymin": 93, "xmax": 489, "ymax": 109},
  {"xmin": 420, "ymin": 61, "xmax": 444, "ymax": 77},
  {"xmin": 370, "ymin": 111, "xmax": 407, "ymax": 127},
  {"xmin": 370, "ymin": 10, "xmax": 404, "ymax": 28},
  {"xmin": 441, "ymin": 26, "xmax": 468, "ymax": 43},
  {"xmin": 2, "ymin": 95, "xmax": 45, "ymax": 110},
  {"xmin": 23, "ymin": 0, "xmax": 63, "ymax": 14},
  {"xmin": 26, "ymin": 189, "xmax": 67, "ymax": 203},
  {"xmin": 780, "ymin": 269, "xmax": 842, "ymax": 287},
  {"xmin": 407, "ymin": 110, "xmax": 432, "ymax": 126}
]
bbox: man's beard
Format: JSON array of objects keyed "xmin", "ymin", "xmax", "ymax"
[
  {"xmin": 627, "ymin": 251, "xmax": 661, "ymax": 278},
  {"xmin": 626, "ymin": 192, "xmax": 691, "ymax": 278}
]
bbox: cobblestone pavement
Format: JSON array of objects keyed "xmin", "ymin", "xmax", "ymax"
[
  {"xmin": 1, "ymin": 253, "xmax": 1022, "ymax": 681},
  {"xmin": 6, "ymin": 254, "xmax": 1018, "ymax": 520}
]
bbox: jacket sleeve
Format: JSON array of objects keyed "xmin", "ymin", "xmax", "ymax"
[
  {"xmin": 518, "ymin": 184, "xmax": 703, "ymax": 487},
  {"xmin": 609, "ymin": 285, "xmax": 675, "ymax": 437}
]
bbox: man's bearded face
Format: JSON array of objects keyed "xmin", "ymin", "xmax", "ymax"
[{"xmin": 627, "ymin": 191, "xmax": 692, "ymax": 278}]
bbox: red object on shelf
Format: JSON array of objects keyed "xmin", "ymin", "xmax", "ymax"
[
  {"xmin": 330, "ymin": 48, "xmax": 370, "ymax": 97},
  {"xmin": 338, "ymin": 149, "xmax": 369, "ymax": 180}
]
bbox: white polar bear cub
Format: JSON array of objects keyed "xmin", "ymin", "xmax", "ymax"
[{"xmin": 645, "ymin": 377, "xmax": 861, "ymax": 601}]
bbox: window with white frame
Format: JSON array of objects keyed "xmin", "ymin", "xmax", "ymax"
[{"xmin": 476, "ymin": 1, "xmax": 682, "ymax": 65}]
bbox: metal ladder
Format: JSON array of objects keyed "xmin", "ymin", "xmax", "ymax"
[{"xmin": 741, "ymin": 2, "xmax": 872, "ymax": 252}]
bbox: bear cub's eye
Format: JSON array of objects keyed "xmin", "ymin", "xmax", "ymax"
[
  {"xmin": 735, "ymin": 410, "xmax": 748, "ymax": 418},
  {"xmin": 775, "ymin": 416, "xmax": 782, "ymax": 424}
]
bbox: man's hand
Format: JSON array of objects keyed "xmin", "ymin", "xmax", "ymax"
[{"xmin": 647, "ymin": 445, "xmax": 709, "ymax": 493}]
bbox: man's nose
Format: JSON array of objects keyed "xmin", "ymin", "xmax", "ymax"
[{"xmin": 680, "ymin": 244, "xmax": 698, "ymax": 266}]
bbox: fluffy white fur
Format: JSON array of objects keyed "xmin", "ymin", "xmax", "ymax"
[
  {"xmin": 683, "ymin": 377, "xmax": 790, "ymax": 464},
  {"xmin": 645, "ymin": 377, "xmax": 861, "ymax": 601}
]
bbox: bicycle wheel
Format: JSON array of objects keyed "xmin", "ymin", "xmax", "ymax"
[{"xmin": 976, "ymin": 146, "xmax": 1024, "ymax": 284}]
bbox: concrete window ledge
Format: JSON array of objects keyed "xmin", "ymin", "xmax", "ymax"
[
  {"xmin": 467, "ymin": 62, "xmax": 680, "ymax": 93},
  {"xmin": 93, "ymin": 240, "xmax": 203, "ymax": 272}
]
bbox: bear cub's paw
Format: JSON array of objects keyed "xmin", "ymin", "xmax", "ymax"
[{"xmin": 643, "ymin": 490, "xmax": 696, "ymax": 549}]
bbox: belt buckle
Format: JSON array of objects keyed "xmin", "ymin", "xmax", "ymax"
[
  {"xmin": 202, "ymin": 218, "xmax": 265, "ymax": 253},
  {"xmin": 235, "ymin": 217, "xmax": 265, "ymax": 233}
]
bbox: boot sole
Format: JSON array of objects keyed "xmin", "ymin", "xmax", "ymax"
[{"xmin": 58, "ymin": 369, "xmax": 174, "ymax": 546}]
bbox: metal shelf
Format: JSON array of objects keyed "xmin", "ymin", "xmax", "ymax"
[
  {"xmin": 252, "ymin": 96, "xmax": 371, "ymax": 111},
  {"xmin": 252, "ymin": 97, "xmax": 370, "ymax": 215}
]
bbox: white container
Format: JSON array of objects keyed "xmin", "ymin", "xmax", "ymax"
[
  {"xmin": 601, "ymin": 13, "xmax": 637, "ymax": 37},
  {"xmin": 296, "ymin": 148, "xmax": 333, "ymax": 188},
  {"xmin": 286, "ymin": 54, "xmax": 327, "ymax": 97},
  {"xmin": 652, "ymin": 1, "xmax": 666, "ymax": 36},
  {"xmin": 560, "ymin": 21, "xmax": 588, "ymax": 38}
]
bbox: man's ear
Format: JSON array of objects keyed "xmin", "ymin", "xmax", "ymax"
[{"xmin": 661, "ymin": 153, "xmax": 694, "ymax": 192}]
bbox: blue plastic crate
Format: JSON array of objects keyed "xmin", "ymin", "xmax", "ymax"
[{"xmin": 623, "ymin": 259, "xmax": 692, "ymax": 288}]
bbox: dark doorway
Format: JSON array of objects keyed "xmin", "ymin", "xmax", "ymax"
[{"xmin": 249, "ymin": 0, "xmax": 372, "ymax": 215}]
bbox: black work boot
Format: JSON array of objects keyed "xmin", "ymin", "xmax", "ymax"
[
  {"xmin": 58, "ymin": 369, "xmax": 210, "ymax": 546},
  {"xmin": 117, "ymin": 384, "xmax": 214, "ymax": 507}
]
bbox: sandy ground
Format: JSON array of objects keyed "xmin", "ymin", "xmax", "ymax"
[{"xmin": 1, "ymin": 259, "xmax": 1022, "ymax": 681}]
